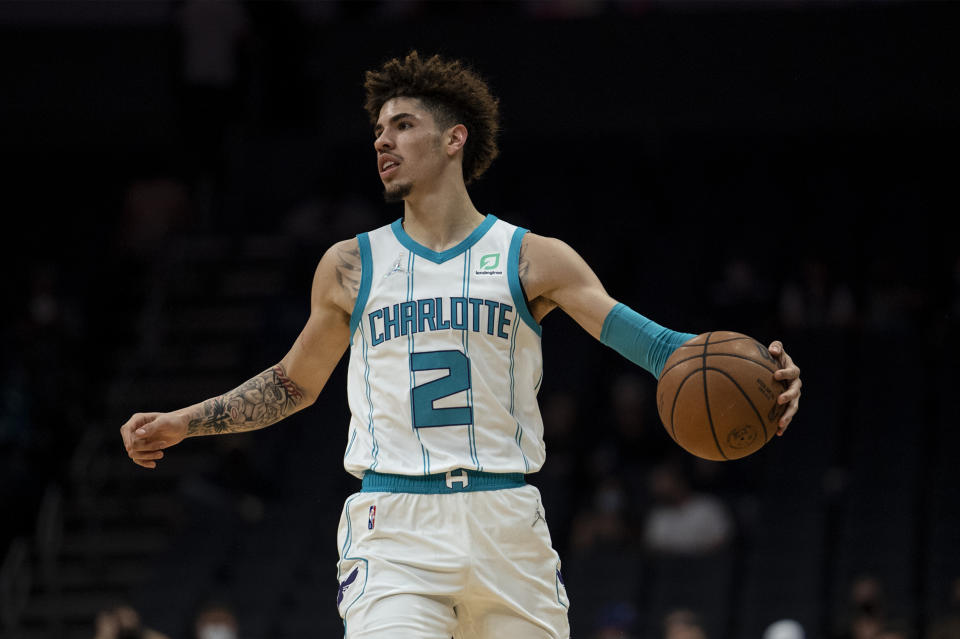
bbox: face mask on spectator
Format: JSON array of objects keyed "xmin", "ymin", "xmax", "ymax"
[{"xmin": 198, "ymin": 624, "xmax": 237, "ymax": 639}]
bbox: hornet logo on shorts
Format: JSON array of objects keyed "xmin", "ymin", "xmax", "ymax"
[
  {"xmin": 475, "ymin": 252, "xmax": 503, "ymax": 276},
  {"xmin": 337, "ymin": 567, "xmax": 359, "ymax": 606}
]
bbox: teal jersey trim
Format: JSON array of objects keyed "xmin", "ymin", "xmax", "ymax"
[
  {"xmin": 507, "ymin": 227, "xmax": 542, "ymax": 336},
  {"xmin": 358, "ymin": 321, "xmax": 379, "ymax": 469},
  {"xmin": 390, "ymin": 214, "xmax": 498, "ymax": 264},
  {"xmin": 343, "ymin": 428, "xmax": 357, "ymax": 459},
  {"xmin": 462, "ymin": 248, "xmax": 480, "ymax": 470},
  {"xmin": 508, "ymin": 303, "xmax": 530, "ymax": 472},
  {"xmin": 349, "ymin": 233, "xmax": 374, "ymax": 337},
  {"xmin": 600, "ymin": 302, "xmax": 696, "ymax": 379}
]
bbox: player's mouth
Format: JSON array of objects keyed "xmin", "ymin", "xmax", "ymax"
[{"xmin": 379, "ymin": 154, "xmax": 401, "ymax": 179}]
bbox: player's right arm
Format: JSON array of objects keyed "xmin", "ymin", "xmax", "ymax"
[{"xmin": 120, "ymin": 238, "xmax": 360, "ymax": 469}]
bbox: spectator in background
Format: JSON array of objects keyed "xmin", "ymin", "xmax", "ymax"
[
  {"xmin": 566, "ymin": 475, "xmax": 642, "ymax": 639},
  {"xmin": 608, "ymin": 371, "xmax": 670, "ymax": 469},
  {"xmin": 832, "ymin": 574, "xmax": 897, "ymax": 639},
  {"xmin": 764, "ymin": 619, "xmax": 806, "ymax": 639},
  {"xmin": 570, "ymin": 475, "xmax": 631, "ymax": 553},
  {"xmin": 928, "ymin": 577, "xmax": 960, "ymax": 639},
  {"xmin": 643, "ymin": 460, "xmax": 733, "ymax": 556},
  {"xmin": 193, "ymin": 601, "xmax": 239, "ymax": 639},
  {"xmin": 877, "ymin": 626, "xmax": 911, "ymax": 639},
  {"xmin": 711, "ymin": 256, "xmax": 774, "ymax": 334},
  {"xmin": 93, "ymin": 604, "xmax": 170, "ymax": 639},
  {"xmin": 779, "ymin": 256, "xmax": 857, "ymax": 332},
  {"xmin": 663, "ymin": 608, "xmax": 707, "ymax": 639},
  {"xmin": 591, "ymin": 601, "xmax": 639, "ymax": 639},
  {"xmin": 535, "ymin": 390, "xmax": 581, "ymax": 555},
  {"xmin": 862, "ymin": 255, "xmax": 925, "ymax": 335}
]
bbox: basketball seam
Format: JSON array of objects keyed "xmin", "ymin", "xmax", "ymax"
[
  {"xmin": 702, "ymin": 366, "xmax": 770, "ymax": 444},
  {"xmin": 674, "ymin": 335, "xmax": 752, "ymax": 347},
  {"xmin": 669, "ymin": 368, "xmax": 705, "ymax": 445},
  {"xmin": 707, "ymin": 353, "xmax": 779, "ymax": 375},
  {"xmin": 701, "ymin": 332, "xmax": 728, "ymax": 461},
  {"xmin": 660, "ymin": 351, "xmax": 779, "ymax": 379}
]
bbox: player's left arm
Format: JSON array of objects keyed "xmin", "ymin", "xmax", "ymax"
[{"xmin": 518, "ymin": 233, "xmax": 801, "ymax": 433}]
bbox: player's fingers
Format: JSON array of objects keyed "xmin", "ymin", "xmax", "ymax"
[
  {"xmin": 771, "ymin": 343, "xmax": 798, "ymax": 374},
  {"xmin": 133, "ymin": 450, "xmax": 164, "ymax": 462},
  {"xmin": 121, "ymin": 413, "xmax": 159, "ymax": 450},
  {"xmin": 777, "ymin": 375, "xmax": 802, "ymax": 404},
  {"xmin": 120, "ymin": 413, "xmax": 146, "ymax": 449},
  {"xmin": 777, "ymin": 396, "xmax": 800, "ymax": 435},
  {"xmin": 131, "ymin": 437, "xmax": 168, "ymax": 452},
  {"xmin": 774, "ymin": 358, "xmax": 800, "ymax": 381},
  {"xmin": 129, "ymin": 455, "xmax": 157, "ymax": 469},
  {"xmin": 133, "ymin": 420, "xmax": 159, "ymax": 439},
  {"xmin": 768, "ymin": 340, "xmax": 783, "ymax": 358}
]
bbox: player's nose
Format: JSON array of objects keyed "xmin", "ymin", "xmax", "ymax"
[{"xmin": 374, "ymin": 132, "xmax": 393, "ymax": 153}]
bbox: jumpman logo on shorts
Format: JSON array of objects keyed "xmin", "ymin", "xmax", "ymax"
[{"xmin": 532, "ymin": 504, "xmax": 544, "ymax": 527}]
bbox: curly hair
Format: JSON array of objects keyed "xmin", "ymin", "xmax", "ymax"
[{"xmin": 364, "ymin": 51, "xmax": 500, "ymax": 184}]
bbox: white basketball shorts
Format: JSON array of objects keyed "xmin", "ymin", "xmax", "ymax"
[{"xmin": 335, "ymin": 470, "xmax": 570, "ymax": 639}]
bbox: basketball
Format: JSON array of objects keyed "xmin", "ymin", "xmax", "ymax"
[{"xmin": 656, "ymin": 331, "xmax": 788, "ymax": 461}]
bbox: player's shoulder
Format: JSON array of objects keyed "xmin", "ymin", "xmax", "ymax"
[
  {"xmin": 316, "ymin": 237, "xmax": 360, "ymax": 273},
  {"xmin": 517, "ymin": 232, "xmax": 593, "ymax": 298},
  {"xmin": 312, "ymin": 236, "xmax": 362, "ymax": 302},
  {"xmin": 329, "ymin": 236, "xmax": 360, "ymax": 255},
  {"xmin": 520, "ymin": 232, "xmax": 579, "ymax": 262}
]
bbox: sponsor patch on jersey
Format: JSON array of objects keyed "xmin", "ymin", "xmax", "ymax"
[
  {"xmin": 476, "ymin": 252, "xmax": 503, "ymax": 276},
  {"xmin": 367, "ymin": 505, "xmax": 376, "ymax": 530}
]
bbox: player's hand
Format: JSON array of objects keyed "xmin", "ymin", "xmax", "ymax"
[
  {"xmin": 768, "ymin": 341, "xmax": 801, "ymax": 435},
  {"xmin": 120, "ymin": 412, "xmax": 188, "ymax": 469}
]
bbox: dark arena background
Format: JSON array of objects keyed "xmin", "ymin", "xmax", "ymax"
[{"xmin": 2, "ymin": 1, "xmax": 958, "ymax": 638}]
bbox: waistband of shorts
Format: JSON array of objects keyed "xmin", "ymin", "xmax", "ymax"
[{"xmin": 360, "ymin": 469, "xmax": 526, "ymax": 494}]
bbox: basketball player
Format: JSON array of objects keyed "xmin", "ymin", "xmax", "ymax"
[{"xmin": 121, "ymin": 52, "xmax": 802, "ymax": 638}]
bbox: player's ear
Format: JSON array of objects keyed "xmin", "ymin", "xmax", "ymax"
[{"xmin": 445, "ymin": 124, "xmax": 468, "ymax": 157}]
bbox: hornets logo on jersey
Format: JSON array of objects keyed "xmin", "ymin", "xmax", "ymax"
[{"xmin": 343, "ymin": 215, "xmax": 545, "ymax": 478}]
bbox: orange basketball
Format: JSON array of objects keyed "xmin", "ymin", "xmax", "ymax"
[{"xmin": 656, "ymin": 331, "xmax": 787, "ymax": 461}]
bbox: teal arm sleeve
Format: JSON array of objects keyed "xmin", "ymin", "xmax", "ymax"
[{"xmin": 599, "ymin": 303, "xmax": 696, "ymax": 379}]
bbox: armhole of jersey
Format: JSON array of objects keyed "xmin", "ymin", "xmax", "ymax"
[
  {"xmin": 508, "ymin": 227, "xmax": 542, "ymax": 337},
  {"xmin": 349, "ymin": 233, "xmax": 373, "ymax": 338}
]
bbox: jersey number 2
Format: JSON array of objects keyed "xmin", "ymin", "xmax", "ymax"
[{"xmin": 410, "ymin": 350, "xmax": 472, "ymax": 428}]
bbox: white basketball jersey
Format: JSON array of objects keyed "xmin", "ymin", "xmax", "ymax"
[{"xmin": 343, "ymin": 215, "xmax": 545, "ymax": 478}]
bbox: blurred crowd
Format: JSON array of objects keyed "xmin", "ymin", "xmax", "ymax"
[
  {"xmin": 93, "ymin": 601, "xmax": 239, "ymax": 639},
  {"xmin": 89, "ymin": 572, "xmax": 960, "ymax": 639},
  {"xmin": 2, "ymin": 1, "xmax": 957, "ymax": 638}
]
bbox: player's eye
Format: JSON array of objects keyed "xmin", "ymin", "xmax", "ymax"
[{"xmin": 398, "ymin": 121, "xmax": 411, "ymax": 130}]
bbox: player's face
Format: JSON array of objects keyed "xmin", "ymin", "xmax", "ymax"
[{"xmin": 374, "ymin": 97, "xmax": 446, "ymax": 202}]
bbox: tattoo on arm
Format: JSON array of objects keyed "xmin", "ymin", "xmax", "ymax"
[
  {"xmin": 335, "ymin": 243, "xmax": 361, "ymax": 300},
  {"xmin": 518, "ymin": 240, "xmax": 530, "ymax": 281},
  {"xmin": 186, "ymin": 364, "xmax": 306, "ymax": 436}
]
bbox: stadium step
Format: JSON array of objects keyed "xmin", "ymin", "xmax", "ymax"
[
  {"xmin": 60, "ymin": 528, "xmax": 168, "ymax": 559},
  {"xmin": 21, "ymin": 590, "xmax": 125, "ymax": 625}
]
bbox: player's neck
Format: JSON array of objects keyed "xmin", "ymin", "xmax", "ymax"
[{"xmin": 401, "ymin": 179, "xmax": 484, "ymax": 253}]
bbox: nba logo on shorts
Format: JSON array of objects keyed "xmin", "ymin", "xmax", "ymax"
[{"xmin": 368, "ymin": 505, "xmax": 376, "ymax": 530}]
